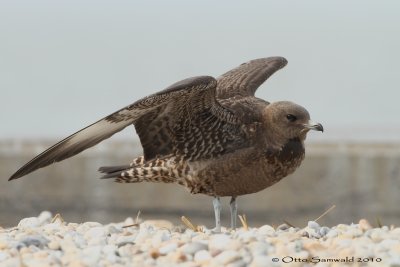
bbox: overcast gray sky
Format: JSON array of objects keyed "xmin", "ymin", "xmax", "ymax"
[{"xmin": 1, "ymin": 0, "xmax": 399, "ymax": 142}]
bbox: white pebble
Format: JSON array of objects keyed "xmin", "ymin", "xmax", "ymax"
[
  {"xmin": 250, "ymin": 255, "xmax": 273, "ymax": 267},
  {"xmin": 42, "ymin": 223, "xmax": 61, "ymax": 235},
  {"xmin": 258, "ymin": 225, "xmax": 275, "ymax": 236},
  {"xmin": 151, "ymin": 230, "xmax": 171, "ymax": 247},
  {"xmin": 227, "ymin": 259, "xmax": 247, "ymax": 267},
  {"xmin": 84, "ymin": 227, "xmax": 106, "ymax": 240},
  {"xmin": 47, "ymin": 240, "xmax": 60, "ymax": 250},
  {"xmin": 0, "ymin": 251, "xmax": 9, "ymax": 262},
  {"xmin": 107, "ymin": 225, "xmax": 121, "ymax": 234},
  {"xmin": 181, "ymin": 242, "xmax": 208, "ymax": 255},
  {"xmin": 194, "ymin": 250, "xmax": 211, "ymax": 263},
  {"xmin": 159, "ymin": 242, "xmax": 178, "ymax": 255},
  {"xmin": 209, "ymin": 234, "xmax": 231, "ymax": 252},
  {"xmin": 18, "ymin": 217, "xmax": 41, "ymax": 229},
  {"xmin": 326, "ymin": 229, "xmax": 339, "ymax": 238},
  {"xmin": 214, "ymin": 250, "xmax": 241, "ymax": 264},
  {"xmin": 248, "ymin": 241, "xmax": 269, "ymax": 256},
  {"xmin": 38, "ymin": 211, "xmax": 52, "ymax": 224},
  {"xmin": 82, "ymin": 246, "xmax": 102, "ymax": 266}
]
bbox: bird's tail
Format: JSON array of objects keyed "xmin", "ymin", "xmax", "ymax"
[{"xmin": 99, "ymin": 156, "xmax": 178, "ymax": 184}]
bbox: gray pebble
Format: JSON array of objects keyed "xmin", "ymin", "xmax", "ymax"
[
  {"xmin": 307, "ymin": 221, "xmax": 320, "ymax": 230},
  {"xmin": 318, "ymin": 226, "xmax": 330, "ymax": 237},
  {"xmin": 16, "ymin": 235, "xmax": 49, "ymax": 250},
  {"xmin": 276, "ymin": 224, "xmax": 290, "ymax": 231}
]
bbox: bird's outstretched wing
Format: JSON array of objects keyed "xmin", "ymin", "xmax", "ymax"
[
  {"xmin": 216, "ymin": 57, "xmax": 287, "ymax": 99},
  {"xmin": 10, "ymin": 76, "xmax": 242, "ymax": 180}
]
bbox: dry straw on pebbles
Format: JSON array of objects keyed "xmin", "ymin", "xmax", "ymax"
[{"xmin": 1, "ymin": 212, "xmax": 400, "ymax": 267}]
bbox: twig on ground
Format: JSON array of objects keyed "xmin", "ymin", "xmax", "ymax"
[
  {"xmin": 51, "ymin": 213, "xmax": 64, "ymax": 224},
  {"xmin": 238, "ymin": 214, "xmax": 248, "ymax": 230},
  {"xmin": 122, "ymin": 210, "xmax": 142, "ymax": 228},
  {"xmin": 283, "ymin": 220, "xmax": 296, "ymax": 228},
  {"xmin": 314, "ymin": 205, "xmax": 336, "ymax": 223},
  {"xmin": 376, "ymin": 217, "xmax": 382, "ymax": 228},
  {"xmin": 181, "ymin": 216, "xmax": 203, "ymax": 232}
]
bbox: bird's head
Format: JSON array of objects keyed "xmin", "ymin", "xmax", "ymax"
[{"xmin": 263, "ymin": 101, "xmax": 323, "ymax": 145}]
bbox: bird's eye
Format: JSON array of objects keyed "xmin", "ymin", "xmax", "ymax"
[{"xmin": 286, "ymin": 114, "xmax": 297, "ymax": 122}]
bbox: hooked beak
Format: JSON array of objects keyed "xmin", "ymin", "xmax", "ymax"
[{"xmin": 304, "ymin": 120, "xmax": 324, "ymax": 132}]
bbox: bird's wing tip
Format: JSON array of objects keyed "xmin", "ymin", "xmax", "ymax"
[{"xmin": 8, "ymin": 174, "xmax": 20, "ymax": 181}]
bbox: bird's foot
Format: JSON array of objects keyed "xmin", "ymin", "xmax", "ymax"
[{"xmin": 210, "ymin": 226, "xmax": 222, "ymax": 234}]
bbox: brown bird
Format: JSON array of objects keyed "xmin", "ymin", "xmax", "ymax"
[{"xmin": 9, "ymin": 57, "xmax": 323, "ymax": 232}]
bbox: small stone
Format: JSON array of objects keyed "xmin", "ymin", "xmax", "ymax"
[
  {"xmin": 258, "ymin": 225, "xmax": 275, "ymax": 236},
  {"xmin": 194, "ymin": 250, "xmax": 211, "ymax": 263},
  {"xmin": 84, "ymin": 227, "xmax": 106, "ymax": 240},
  {"xmin": 359, "ymin": 219, "xmax": 372, "ymax": 231},
  {"xmin": 250, "ymin": 256, "xmax": 272, "ymax": 267},
  {"xmin": 181, "ymin": 242, "xmax": 208, "ymax": 255},
  {"xmin": 227, "ymin": 260, "xmax": 247, "ymax": 267},
  {"xmin": 238, "ymin": 231, "xmax": 257, "ymax": 243},
  {"xmin": 43, "ymin": 223, "xmax": 62, "ymax": 235},
  {"xmin": 171, "ymin": 251, "xmax": 188, "ymax": 263},
  {"xmin": 82, "ymin": 246, "xmax": 102, "ymax": 266},
  {"xmin": 33, "ymin": 250, "xmax": 49, "ymax": 259},
  {"xmin": 370, "ymin": 229, "xmax": 385, "ymax": 242},
  {"xmin": 77, "ymin": 222, "xmax": 102, "ymax": 234},
  {"xmin": 0, "ymin": 252, "xmax": 9, "ymax": 262},
  {"xmin": 318, "ymin": 226, "xmax": 330, "ymax": 237},
  {"xmin": 214, "ymin": 250, "xmax": 241, "ymax": 264},
  {"xmin": 276, "ymin": 224, "xmax": 290, "ymax": 231},
  {"xmin": 124, "ymin": 217, "xmax": 135, "ymax": 226},
  {"xmin": 47, "ymin": 240, "xmax": 60, "ymax": 250},
  {"xmin": 248, "ymin": 241, "xmax": 269, "ymax": 256},
  {"xmin": 17, "ymin": 235, "xmax": 49, "ymax": 249},
  {"xmin": 326, "ymin": 229, "xmax": 339, "ymax": 238},
  {"xmin": 151, "ymin": 230, "xmax": 171, "ymax": 247},
  {"xmin": 307, "ymin": 221, "xmax": 320, "ymax": 230},
  {"xmin": 38, "ymin": 211, "xmax": 52, "ymax": 224},
  {"xmin": 107, "ymin": 225, "xmax": 121, "ymax": 234},
  {"xmin": 303, "ymin": 240, "xmax": 327, "ymax": 252},
  {"xmin": 149, "ymin": 248, "xmax": 160, "ymax": 259},
  {"xmin": 143, "ymin": 220, "xmax": 174, "ymax": 230},
  {"xmin": 159, "ymin": 242, "xmax": 178, "ymax": 255},
  {"xmin": 209, "ymin": 234, "xmax": 231, "ymax": 252},
  {"xmin": 0, "ymin": 241, "xmax": 8, "ymax": 250},
  {"xmin": 116, "ymin": 240, "xmax": 135, "ymax": 248},
  {"xmin": 68, "ymin": 260, "xmax": 87, "ymax": 267},
  {"xmin": 18, "ymin": 217, "xmax": 41, "ymax": 229},
  {"xmin": 389, "ymin": 257, "xmax": 400, "ymax": 267}
]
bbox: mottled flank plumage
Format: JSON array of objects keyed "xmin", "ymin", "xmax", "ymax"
[{"xmin": 9, "ymin": 57, "xmax": 323, "ymax": 231}]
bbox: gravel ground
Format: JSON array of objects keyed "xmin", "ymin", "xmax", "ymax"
[{"xmin": 1, "ymin": 212, "xmax": 400, "ymax": 267}]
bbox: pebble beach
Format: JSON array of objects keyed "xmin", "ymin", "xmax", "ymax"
[{"xmin": 1, "ymin": 212, "xmax": 400, "ymax": 267}]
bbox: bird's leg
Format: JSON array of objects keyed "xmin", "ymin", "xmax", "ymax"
[
  {"xmin": 212, "ymin": 196, "xmax": 221, "ymax": 233},
  {"xmin": 230, "ymin": 196, "xmax": 238, "ymax": 230}
]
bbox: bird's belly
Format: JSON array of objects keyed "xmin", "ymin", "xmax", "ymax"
[{"xmin": 192, "ymin": 149, "xmax": 304, "ymax": 197}]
